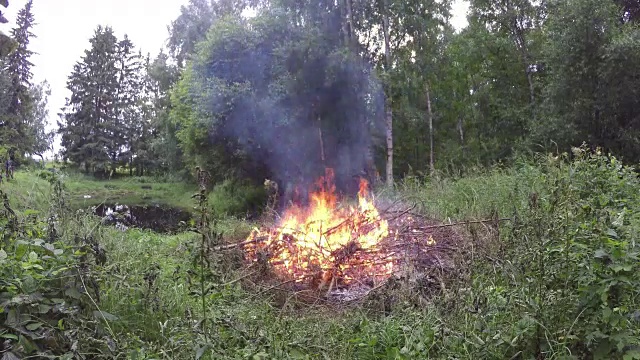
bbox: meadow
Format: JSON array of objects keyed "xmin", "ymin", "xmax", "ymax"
[{"xmin": 1, "ymin": 147, "xmax": 639, "ymax": 359}]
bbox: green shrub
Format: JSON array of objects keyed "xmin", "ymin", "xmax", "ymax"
[
  {"xmin": 438, "ymin": 146, "xmax": 640, "ymax": 359},
  {"xmin": 208, "ymin": 179, "xmax": 266, "ymax": 218},
  {"xmin": 0, "ymin": 184, "xmax": 114, "ymax": 358}
]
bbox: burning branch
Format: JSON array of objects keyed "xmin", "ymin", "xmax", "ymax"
[{"xmin": 238, "ymin": 169, "xmax": 495, "ymax": 301}]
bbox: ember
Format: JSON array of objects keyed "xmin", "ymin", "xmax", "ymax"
[{"xmin": 244, "ymin": 168, "xmax": 394, "ymax": 289}]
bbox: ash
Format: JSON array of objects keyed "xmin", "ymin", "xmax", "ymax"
[{"xmin": 326, "ymin": 285, "xmax": 372, "ymax": 302}]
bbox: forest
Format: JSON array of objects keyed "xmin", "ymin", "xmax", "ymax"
[{"xmin": 1, "ymin": 0, "xmax": 640, "ymax": 359}]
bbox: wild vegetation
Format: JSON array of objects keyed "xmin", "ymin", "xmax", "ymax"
[{"xmin": 1, "ymin": 0, "xmax": 640, "ymax": 359}]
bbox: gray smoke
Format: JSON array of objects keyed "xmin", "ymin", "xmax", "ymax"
[{"xmin": 194, "ymin": 21, "xmax": 385, "ymax": 205}]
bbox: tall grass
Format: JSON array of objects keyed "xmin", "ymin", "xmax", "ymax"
[{"xmin": 2, "ymin": 148, "xmax": 639, "ymax": 359}]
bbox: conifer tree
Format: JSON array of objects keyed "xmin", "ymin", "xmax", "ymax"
[
  {"xmin": 59, "ymin": 26, "xmax": 150, "ymax": 175},
  {"xmin": 0, "ymin": 0, "xmax": 17, "ymax": 57},
  {"xmin": 59, "ymin": 26, "xmax": 120, "ymax": 175},
  {"xmin": 2, "ymin": 0, "xmax": 35, "ymax": 155}
]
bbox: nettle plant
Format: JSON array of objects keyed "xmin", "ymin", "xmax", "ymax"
[
  {"xmin": 564, "ymin": 148, "xmax": 640, "ymax": 358},
  {"xmin": 507, "ymin": 146, "xmax": 640, "ymax": 359},
  {"xmin": 0, "ymin": 176, "xmax": 114, "ymax": 358}
]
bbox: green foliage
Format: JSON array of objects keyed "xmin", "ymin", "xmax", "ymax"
[
  {"xmin": 207, "ymin": 179, "xmax": 266, "ymax": 218},
  {"xmin": 1, "ymin": 151, "xmax": 635, "ymax": 358},
  {"xmin": 0, "ymin": 0, "xmax": 46, "ymax": 158},
  {"xmin": 59, "ymin": 26, "xmax": 149, "ymax": 176},
  {"xmin": 432, "ymin": 148, "xmax": 640, "ymax": 358},
  {"xmin": 0, "ymin": 176, "xmax": 114, "ymax": 358},
  {"xmin": 0, "ymin": 31, "xmax": 17, "ymax": 57},
  {"xmin": 536, "ymin": 0, "xmax": 640, "ymax": 161}
]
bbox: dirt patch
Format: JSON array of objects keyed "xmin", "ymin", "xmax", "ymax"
[{"xmin": 94, "ymin": 203, "xmax": 192, "ymax": 233}]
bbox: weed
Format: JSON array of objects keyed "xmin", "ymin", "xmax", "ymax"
[{"xmin": 0, "ymin": 174, "xmax": 114, "ymax": 358}]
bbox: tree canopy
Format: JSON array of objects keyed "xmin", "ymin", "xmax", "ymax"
[{"xmin": 56, "ymin": 0, "xmax": 640, "ymax": 188}]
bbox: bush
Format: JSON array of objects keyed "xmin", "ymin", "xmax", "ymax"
[
  {"xmin": 0, "ymin": 180, "xmax": 114, "ymax": 357},
  {"xmin": 439, "ymin": 146, "xmax": 640, "ymax": 359},
  {"xmin": 208, "ymin": 179, "xmax": 266, "ymax": 218}
]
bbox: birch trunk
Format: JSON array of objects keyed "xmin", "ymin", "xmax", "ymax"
[
  {"xmin": 345, "ymin": 0, "xmax": 354, "ymax": 46},
  {"xmin": 382, "ymin": 0, "xmax": 393, "ymax": 187},
  {"xmin": 426, "ymin": 83, "xmax": 435, "ymax": 175}
]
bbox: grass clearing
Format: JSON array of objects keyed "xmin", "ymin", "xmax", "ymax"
[
  {"xmin": 2, "ymin": 149, "xmax": 639, "ymax": 358},
  {"xmin": 62, "ymin": 172, "xmax": 198, "ymax": 210}
]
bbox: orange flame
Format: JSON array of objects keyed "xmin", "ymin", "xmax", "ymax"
[{"xmin": 245, "ymin": 168, "xmax": 392, "ymax": 286}]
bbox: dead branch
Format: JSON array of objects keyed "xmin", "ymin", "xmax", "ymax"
[{"xmin": 411, "ymin": 218, "xmax": 511, "ymax": 231}]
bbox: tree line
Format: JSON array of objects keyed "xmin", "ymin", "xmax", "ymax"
[{"xmin": 55, "ymin": 0, "xmax": 640, "ymax": 187}]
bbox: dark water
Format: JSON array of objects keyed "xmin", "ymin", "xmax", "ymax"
[{"xmin": 94, "ymin": 204, "xmax": 192, "ymax": 233}]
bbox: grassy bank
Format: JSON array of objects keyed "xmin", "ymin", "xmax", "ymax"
[
  {"xmin": 62, "ymin": 173, "xmax": 198, "ymax": 210},
  {"xmin": 1, "ymin": 148, "xmax": 639, "ymax": 359}
]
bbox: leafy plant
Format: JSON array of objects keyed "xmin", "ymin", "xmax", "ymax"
[{"xmin": 0, "ymin": 175, "xmax": 114, "ymax": 358}]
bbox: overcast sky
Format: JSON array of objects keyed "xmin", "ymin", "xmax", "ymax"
[{"xmin": 1, "ymin": 0, "xmax": 469, "ymax": 155}]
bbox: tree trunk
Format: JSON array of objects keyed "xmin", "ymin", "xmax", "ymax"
[
  {"xmin": 345, "ymin": 0, "xmax": 354, "ymax": 48},
  {"xmin": 457, "ymin": 116, "xmax": 465, "ymax": 159},
  {"xmin": 317, "ymin": 115, "xmax": 325, "ymax": 166},
  {"xmin": 385, "ymin": 107, "xmax": 393, "ymax": 186},
  {"xmin": 426, "ymin": 83, "xmax": 435, "ymax": 175},
  {"xmin": 382, "ymin": 0, "xmax": 393, "ymax": 187},
  {"xmin": 508, "ymin": 10, "xmax": 536, "ymax": 120},
  {"xmin": 454, "ymin": 88, "xmax": 465, "ymax": 160}
]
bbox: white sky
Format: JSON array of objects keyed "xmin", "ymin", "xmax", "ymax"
[{"xmin": 0, "ymin": 0, "xmax": 469, "ymax": 156}]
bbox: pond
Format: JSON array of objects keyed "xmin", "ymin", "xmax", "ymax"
[{"xmin": 94, "ymin": 203, "xmax": 193, "ymax": 233}]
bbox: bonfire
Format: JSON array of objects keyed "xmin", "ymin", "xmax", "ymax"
[
  {"xmin": 239, "ymin": 167, "xmax": 473, "ymax": 304},
  {"xmin": 244, "ymin": 168, "xmax": 394, "ymax": 291}
]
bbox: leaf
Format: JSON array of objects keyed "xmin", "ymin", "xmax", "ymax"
[
  {"xmin": 38, "ymin": 304, "xmax": 52, "ymax": 314},
  {"xmin": 6, "ymin": 309, "xmax": 18, "ymax": 325},
  {"xmin": 1, "ymin": 352, "xmax": 20, "ymax": 360},
  {"xmin": 64, "ymin": 287, "xmax": 82, "ymax": 299},
  {"xmin": 195, "ymin": 345, "xmax": 209, "ymax": 359},
  {"xmin": 0, "ymin": 333, "xmax": 18, "ymax": 340},
  {"xmin": 93, "ymin": 310, "xmax": 119, "ymax": 321},
  {"xmin": 0, "ymin": 249, "xmax": 7, "ymax": 262},
  {"xmin": 19, "ymin": 334, "xmax": 38, "ymax": 354},
  {"xmin": 606, "ymin": 229, "xmax": 618, "ymax": 239},
  {"xmin": 473, "ymin": 334, "xmax": 486, "ymax": 345},
  {"xmin": 107, "ymin": 338, "xmax": 116, "ymax": 352},
  {"xmin": 252, "ymin": 352, "xmax": 269, "ymax": 360},
  {"xmin": 25, "ymin": 322, "xmax": 43, "ymax": 331},
  {"xmin": 623, "ymin": 349, "xmax": 640, "ymax": 360},
  {"xmin": 594, "ymin": 249, "xmax": 609, "ymax": 259},
  {"xmin": 289, "ymin": 348, "xmax": 307, "ymax": 359}
]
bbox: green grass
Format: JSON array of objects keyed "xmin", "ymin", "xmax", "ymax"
[
  {"xmin": 2, "ymin": 169, "xmax": 52, "ymax": 212},
  {"xmin": 0, "ymin": 168, "xmax": 198, "ymax": 211},
  {"xmin": 3, "ymin": 150, "xmax": 640, "ymax": 359},
  {"xmin": 62, "ymin": 172, "xmax": 198, "ymax": 210}
]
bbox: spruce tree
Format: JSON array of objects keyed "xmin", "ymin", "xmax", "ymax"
[
  {"xmin": 115, "ymin": 37, "xmax": 145, "ymax": 174},
  {"xmin": 59, "ymin": 26, "xmax": 120, "ymax": 175},
  {"xmin": 0, "ymin": 0, "xmax": 17, "ymax": 58},
  {"xmin": 59, "ymin": 26, "xmax": 151, "ymax": 176},
  {"xmin": 2, "ymin": 0, "xmax": 35, "ymax": 156}
]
